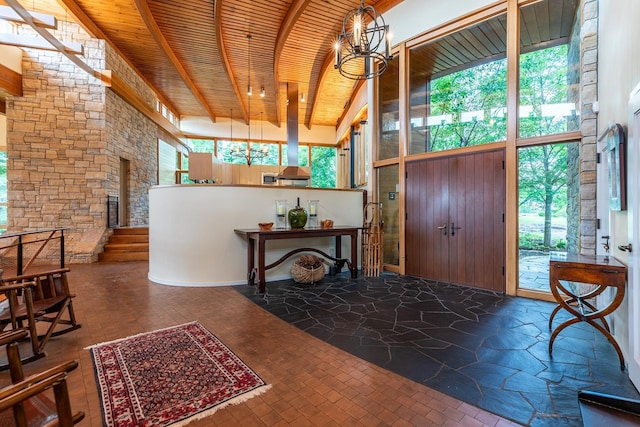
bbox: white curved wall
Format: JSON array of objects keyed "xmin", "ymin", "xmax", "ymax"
[{"xmin": 149, "ymin": 185, "xmax": 365, "ymax": 287}]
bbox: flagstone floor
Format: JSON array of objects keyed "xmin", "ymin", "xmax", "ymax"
[
  {"xmin": 235, "ymin": 272, "xmax": 640, "ymax": 427},
  {"xmin": 0, "ymin": 261, "xmax": 521, "ymax": 427}
]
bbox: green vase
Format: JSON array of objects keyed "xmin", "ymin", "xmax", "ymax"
[{"xmin": 288, "ymin": 199, "xmax": 308, "ymax": 228}]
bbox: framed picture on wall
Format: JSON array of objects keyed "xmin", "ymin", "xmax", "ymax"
[{"xmin": 604, "ymin": 123, "xmax": 627, "ymax": 211}]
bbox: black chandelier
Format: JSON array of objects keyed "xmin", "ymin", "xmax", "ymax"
[{"xmin": 334, "ymin": 0, "xmax": 392, "ymax": 80}]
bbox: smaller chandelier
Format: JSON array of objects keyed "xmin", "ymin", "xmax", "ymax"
[
  {"xmin": 230, "ymin": 143, "xmax": 270, "ymax": 166},
  {"xmin": 334, "ymin": 0, "xmax": 392, "ymax": 80}
]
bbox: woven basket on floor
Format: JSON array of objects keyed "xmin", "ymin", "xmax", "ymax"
[{"xmin": 291, "ymin": 262, "xmax": 326, "ymax": 284}]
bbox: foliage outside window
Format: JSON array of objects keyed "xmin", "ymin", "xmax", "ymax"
[
  {"xmin": 408, "ymin": 14, "xmax": 508, "ymax": 155},
  {"xmin": 519, "ymin": 45, "xmax": 580, "ymax": 137},
  {"xmin": 518, "ymin": 0, "xmax": 580, "ymax": 138},
  {"xmin": 189, "ymin": 139, "xmax": 215, "ymax": 153},
  {"xmin": 282, "ymin": 145, "xmax": 309, "ymax": 167},
  {"xmin": 310, "ymin": 146, "xmax": 336, "ymax": 188},
  {"xmin": 518, "ymin": 142, "xmax": 579, "ymax": 292}
]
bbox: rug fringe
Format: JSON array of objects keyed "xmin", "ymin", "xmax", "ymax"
[
  {"xmin": 169, "ymin": 384, "xmax": 273, "ymax": 427},
  {"xmin": 84, "ymin": 321, "xmax": 200, "ymax": 349}
]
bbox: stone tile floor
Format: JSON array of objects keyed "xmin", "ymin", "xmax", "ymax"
[
  {"xmin": 519, "ymin": 252, "xmax": 553, "ymax": 292},
  {"xmin": 236, "ymin": 273, "xmax": 640, "ymax": 427}
]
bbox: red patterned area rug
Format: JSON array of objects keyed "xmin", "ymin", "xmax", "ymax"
[{"xmin": 88, "ymin": 321, "xmax": 271, "ymax": 427}]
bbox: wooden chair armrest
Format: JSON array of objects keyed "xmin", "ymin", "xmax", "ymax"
[
  {"xmin": 0, "ymin": 372, "xmax": 68, "ymax": 410},
  {"xmin": 0, "ymin": 360, "xmax": 79, "ymax": 402},
  {"xmin": 0, "ymin": 281, "xmax": 37, "ymax": 292},
  {"xmin": 3, "ymin": 268, "xmax": 71, "ymax": 283},
  {"xmin": 0, "ymin": 329, "xmax": 28, "ymax": 346}
]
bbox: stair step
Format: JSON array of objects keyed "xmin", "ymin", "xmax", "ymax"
[
  {"xmin": 109, "ymin": 235, "xmax": 149, "ymax": 244},
  {"xmin": 99, "ymin": 251, "xmax": 149, "ymax": 262},
  {"xmin": 101, "ymin": 227, "xmax": 149, "ymax": 262},
  {"xmin": 113, "ymin": 227, "xmax": 149, "ymax": 236},
  {"xmin": 103, "ymin": 243, "xmax": 149, "ymax": 252}
]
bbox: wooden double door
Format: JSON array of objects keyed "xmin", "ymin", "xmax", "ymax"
[{"xmin": 405, "ymin": 149, "xmax": 505, "ymax": 292}]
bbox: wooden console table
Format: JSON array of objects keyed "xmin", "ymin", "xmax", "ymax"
[
  {"xmin": 548, "ymin": 252, "xmax": 627, "ymax": 370},
  {"xmin": 234, "ymin": 226, "xmax": 360, "ymax": 293}
]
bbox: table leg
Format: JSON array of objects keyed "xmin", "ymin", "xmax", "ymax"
[
  {"xmin": 247, "ymin": 237, "xmax": 255, "ymax": 287},
  {"xmin": 349, "ymin": 231, "xmax": 358, "ymax": 279},
  {"xmin": 258, "ymin": 236, "xmax": 266, "ymax": 293}
]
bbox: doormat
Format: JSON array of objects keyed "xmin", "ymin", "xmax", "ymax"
[{"xmin": 87, "ymin": 321, "xmax": 271, "ymax": 427}]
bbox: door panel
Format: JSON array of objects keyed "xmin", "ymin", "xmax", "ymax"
[
  {"xmin": 406, "ymin": 150, "xmax": 505, "ymax": 292},
  {"xmin": 406, "ymin": 158, "xmax": 449, "ymax": 281}
]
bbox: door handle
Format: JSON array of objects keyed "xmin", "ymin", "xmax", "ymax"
[
  {"xmin": 437, "ymin": 225, "xmax": 447, "ymax": 236},
  {"xmin": 618, "ymin": 243, "xmax": 632, "ymax": 252},
  {"xmin": 451, "ymin": 222, "xmax": 462, "ymax": 236}
]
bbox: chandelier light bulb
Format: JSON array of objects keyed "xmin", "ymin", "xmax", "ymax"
[{"xmin": 260, "ymin": 87, "xmax": 265, "ymax": 97}]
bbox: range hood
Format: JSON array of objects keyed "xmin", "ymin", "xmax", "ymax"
[{"xmin": 278, "ymin": 82, "xmax": 311, "ymax": 181}]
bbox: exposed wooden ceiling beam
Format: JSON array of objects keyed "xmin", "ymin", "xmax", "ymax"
[
  {"xmin": 307, "ymin": 51, "xmax": 335, "ymax": 129},
  {"xmin": 0, "ymin": 63, "xmax": 23, "ymax": 97},
  {"xmin": 4, "ymin": 0, "xmax": 104, "ymax": 82},
  {"xmin": 274, "ymin": 0, "xmax": 311, "ymax": 128},
  {"xmin": 0, "ymin": 5, "xmax": 56, "ymax": 28},
  {"xmin": 214, "ymin": 0, "xmax": 248, "ymax": 124},
  {"xmin": 133, "ymin": 0, "xmax": 217, "ymax": 123},
  {"xmin": 0, "ymin": 32, "xmax": 83, "ymax": 54},
  {"xmin": 57, "ymin": 0, "xmax": 181, "ymax": 116}
]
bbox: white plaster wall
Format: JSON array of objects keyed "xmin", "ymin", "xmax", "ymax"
[
  {"xmin": 382, "ymin": 0, "xmax": 496, "ymax": 47},
  {"xmin": 598, "ymin": 0, "xmax": 640, "ymax": 363},
  {"xmin": 149, "ymin": 185, "xmax": 364, "ymax": 286},
  {"xmin": 0, "ymin": 45, "xmax": 23, "ymax": 74}
]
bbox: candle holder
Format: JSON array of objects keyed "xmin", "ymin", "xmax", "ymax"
[
  {"xmin": 307, "ymin": 200, "xmax": 319, "ymax": 228},
  {"xmin": 275, "ymin": 200, "xmax": 287, "ymax": 229}
]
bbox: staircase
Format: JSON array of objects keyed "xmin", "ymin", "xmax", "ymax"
[{"xmin": 99, "ymin": 227, "xmax": 149, "ymax": 262}]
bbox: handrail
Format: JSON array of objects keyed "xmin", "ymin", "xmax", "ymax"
[
  {"xmin": 0, "ymin": 228, "xmax": 68, "ymax": 275},
  {"xmin": 0, "ymin": 227, "xmax": 68, "ymax": 239}
]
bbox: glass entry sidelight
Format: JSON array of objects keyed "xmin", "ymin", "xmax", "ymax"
[
  {"xmin": 517, "ymin": 142, "xmax": 580, "ymax": 292},
  {"xmin": 377, "ymin": 164, "xmax": 399, "ymax": 267}
]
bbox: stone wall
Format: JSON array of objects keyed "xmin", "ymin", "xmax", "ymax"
[
  {"xmin": 104, "ymin": 45, "xmax": 158, "ymax": 226},
  {"xmin": 579, "ymin": 0, "xmax": 599, "ymax": 254},
  {"xmin": 6, "ymin": 20, "xmax": 159, "ymax": 262}
]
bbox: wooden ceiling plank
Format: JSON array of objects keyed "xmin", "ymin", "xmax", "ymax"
[
  {"xmin": 274, "ymin": 0, "xmax": 312, "ymax": 127},
  {"xmin": 215, "ymin": 0, "xmax": 249, "ymax": 124},
  {"xmin": 133, "ymin": 0, "xmax": 217, "ymax": 122}
]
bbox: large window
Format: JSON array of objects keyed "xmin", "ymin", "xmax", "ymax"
[
  {"xmin": 408, "ymin": 14, "xmax": 508, "ymax": 155},
  {"xmin": 375, "ymin": 0, "xmax": 583, "ymax": 294},
  {"xmin": 518, "ymin": 142, "xmax": 579, "ymax": 292},
  {"xmin": 310, "ymin": 146, "xmax": 336, "ymax": 188},
  {"xmin": 378, "ymin": 57, "xmax": 400, "ymax": 160},
  {"xmin": 518, "ymin": 1, "xmax": 580, "ymax": 138}
]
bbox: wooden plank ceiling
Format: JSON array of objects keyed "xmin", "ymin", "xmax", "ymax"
[
  {"xmin": 0, "ymin": 0, "xmax": 578, "ymax": 131},
  {"xmin": 0, "ymin": 0, "xmax": 402, "ymax": 129}
]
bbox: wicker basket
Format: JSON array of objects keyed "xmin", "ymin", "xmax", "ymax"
[{"xmin": 291, "ymin": 260, "xmax": 326, "ymax": 284}]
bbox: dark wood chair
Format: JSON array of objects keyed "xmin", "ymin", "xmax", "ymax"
[
  {"xmin": 0, "ymin": 268, "xmax": 81, "ymax": 365},
  {"xmin": 0, "ymin": 329, "xmax": 84, "ymax": 426}
]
